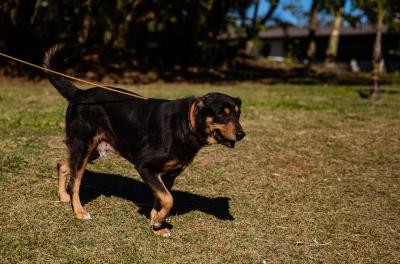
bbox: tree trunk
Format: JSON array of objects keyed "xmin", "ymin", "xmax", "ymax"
[
  {"xmin": 307, "ymin": 0, "xmax": 319, "ymax": 66},
  {"xmin": 252, "ymin": 0, "xmax": 260, "ymax": 32},
  {"xmin": 243, "ymin": 0, "xmax": 279, "ymax": 56},
  {"xmin": 325, "ymin": 1, "xmax": 344, "ymax": 64},
  {"xmin": 79, "ymin": 0, "xmax": 91, "ymax": 45},
  {"xmin": 0, "ymin": 7, "xmax": 6, "ymax": 50},
  {"xmin": 112, "ymin": 0, "xmax": 129, "ymax": 49},
  {"xmin": 243, "ymin": 0, "xmax": 260, "ymax": 56},
  {"xmin": 30, "ymin": 0, "xmax": 42, "ymax": 25},
  {"xmin": 369, "ymin": 7, "xmax": 384, "ymax": 100}
]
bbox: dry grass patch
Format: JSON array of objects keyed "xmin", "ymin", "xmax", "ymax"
[{"xmin": 0, "ymin": 82, "xmax": 399, "ymax": 263}]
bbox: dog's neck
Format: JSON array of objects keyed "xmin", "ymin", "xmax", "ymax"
[{"xmin": 187, "ymin": 100, "xmax": 205, "ymax": 148}]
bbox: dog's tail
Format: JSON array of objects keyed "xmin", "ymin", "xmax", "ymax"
[{"xmin": 43, "ymin": 44, "xmax": 79, "ymax": 101}]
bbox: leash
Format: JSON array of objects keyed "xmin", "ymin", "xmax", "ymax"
[{"xmin": 0, "ymin": 51, "xmax": 148, "ymax": 100}]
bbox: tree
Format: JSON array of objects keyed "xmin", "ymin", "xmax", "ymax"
[
  {"xmin": 370, "ymin": 2, "xmax": 385, "ymax": 100},
  {"xmin": 233, "ymin": 0, "xmax": 280, "ymax": 55},
  {"xmin": 325, "ymin": 0, "xmax": 346, "ymax": 64},
  {"xmin": 355, "ymin": 0, "xmax": 399, "ymax": 100},
  {"xmin": 306, "ymin": 0, "xmax": 319, "ymax": 65}
]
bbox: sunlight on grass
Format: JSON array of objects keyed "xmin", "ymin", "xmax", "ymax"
[{"xmin": 0, "ymin": 82, "xmax": 399, "ymax": 263}]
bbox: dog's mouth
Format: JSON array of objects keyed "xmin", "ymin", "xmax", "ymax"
[{"xmin": 213, "ymin": 130, "xmax": 236, "ymax": 148}]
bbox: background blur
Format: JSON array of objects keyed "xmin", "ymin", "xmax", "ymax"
[{"xmin": 0, "ymin": 0, "xmax": 399, "ymax": 90}]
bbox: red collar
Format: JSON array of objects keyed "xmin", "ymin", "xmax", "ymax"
[{"xmin": 189, "ymin": 101, "xmax": 196, "ymax": 132}]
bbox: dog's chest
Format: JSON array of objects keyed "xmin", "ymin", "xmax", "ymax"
[{"xmin": 162, "ymin": 158, "xmax": 192, "ymax": 175}]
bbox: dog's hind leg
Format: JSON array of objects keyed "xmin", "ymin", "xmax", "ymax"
[
  {"xmin": 57, "ymin": 160, "xmax": 71, "ymax": 203},
  {"xmin": 68, "ymin": 140, "xmax": 94, "ymax": 220},
  {"xmin": 57, "ymin": 151, "xmax": 99, "ymax": 204}
]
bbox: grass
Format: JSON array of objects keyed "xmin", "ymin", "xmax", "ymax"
[{"xmin": 0, "ymin": 81, "xmax": 399, "ymax": 263}]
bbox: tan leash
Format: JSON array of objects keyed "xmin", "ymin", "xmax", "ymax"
[{"xmin": 0, "ymin": 51, "xmax": 148, "ymax": 100}]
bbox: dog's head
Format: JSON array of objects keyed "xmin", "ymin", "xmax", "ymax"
[{"xmin": 193, "ymin": 93, "xmax": 245, "ymax": 148}]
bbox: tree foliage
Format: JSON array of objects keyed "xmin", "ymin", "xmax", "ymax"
[
  {"xmin": 0, "ymin": 0, "xmax": 287, "ymax": 69},
  {"xmin": 0, "ymin": 0, "xmax": 398, "ymax": 75}
]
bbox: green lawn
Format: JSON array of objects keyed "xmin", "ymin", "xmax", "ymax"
[{"xmin": 0, "ymin": 81, "xmax": 399, "ymax": 263}]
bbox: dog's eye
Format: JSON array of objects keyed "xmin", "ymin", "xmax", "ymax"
[
  {"xmin": 220, "ymin": 107, "xmax": 231, "ymax": 116},
  {"xmin": 218, "ymin": 109, "xmax": 228, "ymax": 117},
  {"xmin": 217, "ymin": 110, "xmax": 231, "ymax": 121}
]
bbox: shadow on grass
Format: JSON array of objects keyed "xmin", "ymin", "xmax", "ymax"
[{"xmin": 80, "ymin": 170, "xmax": 234, "ymax": 221}]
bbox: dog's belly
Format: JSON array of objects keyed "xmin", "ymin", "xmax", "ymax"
[{"xmin": 97, "ymin": 141, "xmax": 116, "ymax": 157}]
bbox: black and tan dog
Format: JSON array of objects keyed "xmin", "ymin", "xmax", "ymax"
[{"xmin": 44, "ymin": 46, "xmax": 245, "ymax": 237}]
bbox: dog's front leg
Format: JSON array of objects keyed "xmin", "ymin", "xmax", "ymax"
[
  {"xmin": 150, "ymin": 174, "xmax": 176, "ymax": 228},
  {"xmin": 150, "ymin": 174, "xmax": 176, "ymax": 218},
  {"xmin": 139, "ymin": 168, "xmax": 174, "ymax": 238}
]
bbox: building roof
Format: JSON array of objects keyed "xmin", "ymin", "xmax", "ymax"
[{"xmin": 258, "ymin": 25, "xmax": 388, "ymax": 39}]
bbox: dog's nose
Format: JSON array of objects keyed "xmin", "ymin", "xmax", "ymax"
[{"xmin": 236, "ymin": 131, "xmax": 245, "ymax": 141}]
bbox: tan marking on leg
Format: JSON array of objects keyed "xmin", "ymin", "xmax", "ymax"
[
  {"xmin": 57, "ymin": 160, "xmax": 70, "ymax": 203},
  {"xmin": 150, "ymin": 175, "xmax": 176, "ymax": 238},
  {"xmin": 149, "ymin": 174, "xmax": 173, "ymax": 223},
  {"xmin": 71, "ymin": 141, "xmax": 97, "ymax": 220},
  {"xmin": 71, "ymin": 160, "xmax": 91, "ymax": 220},
  {"xmin": 150, "ymin": 199, "xmax": 160, "ymax": 226},
  {"xmin": 150, "ymin": 174, "xmax": 176, "ymax": 224},
  {"xmin": 152, "ymin": 189, "xmax": 173, "ymax": 225}
]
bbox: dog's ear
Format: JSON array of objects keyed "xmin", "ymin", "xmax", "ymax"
[
  {"xmin": 195, "ymin": 96, "xmax": 215, "ymax": 117},
  {"xmin": 198, "ymin": 94, "xmax": 215, "ymax": 109},
  {"xmin": 194, "ymin": 99, "xmax": 207, "ymax": 117},
  {"xmin": 197, "ymin": 100, "xmax": 205, "ymax": 109},
  {"xmin": 235, "ymin": 97, "xmax": 242, "ymax": 107}
]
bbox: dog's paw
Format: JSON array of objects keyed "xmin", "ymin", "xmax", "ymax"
[
  {"xmin": 153, "ymin": 227, "xmax": 171, "ymax": 238},
  {"xmin": 151, "ymin": 221, "xmax": 172, "ymax": 238},
  {"xmin": 59, "ymin": 194, "xmax": 70, "ymax": 203},
  {"xmin": 75, "ymin": 210, "xmax": 91, "ymax": 220},
  {"xmin": 150, "ymin": 218, "xmax": 163, "ymax": 229}
]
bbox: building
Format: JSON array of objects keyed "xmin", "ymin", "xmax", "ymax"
[{"xmin": 257, "ymin": 25, "xmax": 400, "ymax": 72}]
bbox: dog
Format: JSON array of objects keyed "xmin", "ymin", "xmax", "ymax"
[{"xmin": 44, "ymin": 45, "xmax": 245, "ymax": 237}]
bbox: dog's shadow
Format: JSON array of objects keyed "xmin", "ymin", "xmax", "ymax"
[{"xmin": 80, "ymin": 170, "xmax": 234, "ymax": 221}]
